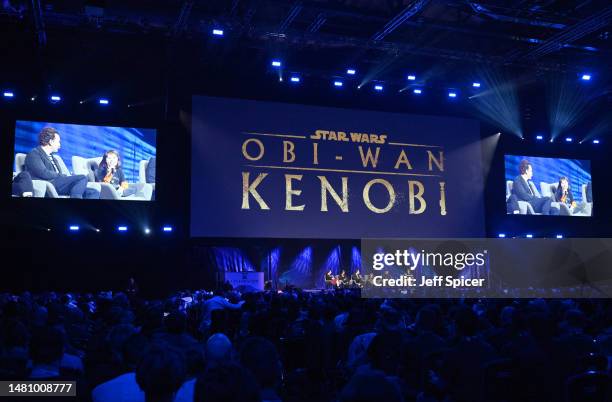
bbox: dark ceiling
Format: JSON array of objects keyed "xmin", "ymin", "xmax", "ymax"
[{"xmin": 1, "ymin": 1, "xmax": 611, "ymax": 112}]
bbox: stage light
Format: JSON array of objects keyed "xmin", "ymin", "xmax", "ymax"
[
  {"xmin": 3, "ymin": 91, "xmax": 14, "ymax": 98},
  {"xmin": 448, "ymin": 92, "xmax": 457, "ymax": 98},
  {"xmin": 69, "ymin": 225, "xmax": 80, "ymax": 231},
  {"xmin": 333, "ymin": 81, "xmax": 343, "ymax": 87},
  {"xmin": 556, "ymin": 234, "xmax": 563, "ymax": 239},
  {"xmin": 95, "ymin": 228, "xmax": 100, "ymax": 233},
  {"xmin": 498, "ymin": 233, "xmax": 506, "ymax": 238},
  {"xmin": 271, "ymin": 60, "xmax": 282, "ymax": 67},
  {"xmin": 581, "ymin": 74, "xmax": 591, "ymax": 81},
  {"xmin": 117, "ymin": 226, "xmax": 128, "ymax": 232},
  {"xmin": 290, "ymin": 76, "xmax": 300, "ymax": 83},
  {"xmin": 536, "ymin": 135, "xmax": 544, "ymax": 140},
  {"xmin": 593, "ymin": 139, "xmax": 600, "ymax": 144},
  {"xmin": 163, "ymin": 226, "xmax": 173, "ymax": 232},
  {"xmin": 144, "ymin": 228, "xmax": 151, "ymax": 235},
  {"xmin": 565, "ymin": 137, "xmax": 573, "ymax": 142},
  {"xmin": 526, "ymin": 234, "xmax": 533, "ymax": 238},
  {"xmin": 31, "ymin": 97, "xmax": 36, "ymax": 101},
  {"xmin": 407, "ymin": 75, "xmax": 416, "ymax": 81},
  {"xmin": 98, "ymin": 98, "xmax": 109, "ymax": 105},
  {"xmin": 374, "ymin": 85, "xmax": 383, "ymax": 91},
  {"xmin": 413, "ymin": 89, "xmax": 422, "ymax": 94},
  {"xmin": 50, "ymin": 95, "xmax": 61, "ymax": 102},
  {"xmin": 472, "ymin": 82, "xmax": 481, "ymax": 88},
  {"xmin": 212, "ymin": 29, "xmax": 224, "ymax": 36},
  {"xmin": 346, "ymin": 69, "xmax": 356, "ymax": 75}
]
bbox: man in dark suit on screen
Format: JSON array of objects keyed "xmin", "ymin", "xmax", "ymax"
[
  {"xmin": 510, "ymin": 159, "xmax": 556, "ymax": 215},
  {"xmin": 25, "ymin": 127, "xmax": 99, "ymax": 199}
]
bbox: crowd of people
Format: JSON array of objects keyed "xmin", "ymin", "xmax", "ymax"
[{"xmin": 1, "ymin": 284, "xmax": 611, "ymax": 401}]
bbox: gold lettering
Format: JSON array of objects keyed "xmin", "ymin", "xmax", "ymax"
[
  {"xmin": 394, "ymin": 150, "xmax": 413, "ymax": 170},
  {"xmin": 428, "ymin": 150, "xmax": 444, "ymax": 172},
  {"xmin": 311, "ymin": 130, "xmax": 326, "ymax": 140},
  {"xmin": 408, "ymin": 180, "xmax": 426, "ymax": 214},
  {"xmin": 285, "ymin": 174, "xmax": 305, "ymax": 211},
  {"xmin": 363, "ymin": 179, "xmax": 395, "ymax": 214},
  {"xmin": 439, "ymin": 181, "xmax": 447, "ymax": 215},
  {"xmin": 242, "ymin": 172, "xmax": 270, "ymax": 210},
  {"xmin": 358, "ymin": 146, "xmax": 381, "ymax": 168},
  {"xmin": 313, "ymin": 142, "xmax": 319, "ymax": 165},
  {"xmin": 318, "ymin": 176, "xmax": 348, "ymax": 212},
  {"xmin": 242, "ymin": 138, "xmax": 264, "ymax": 161},
  {"xmin": 283, "ymin": 141, "xmax": 295, "ymax": 163}
]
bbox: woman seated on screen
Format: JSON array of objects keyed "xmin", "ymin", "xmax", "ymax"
[
  {"xmin": 95, "ymin": 150, "xmax": 143, "ymax": 198},
  {"xmin": 555, "ymin": 176, "xmax": 586, "ymax": 215}
]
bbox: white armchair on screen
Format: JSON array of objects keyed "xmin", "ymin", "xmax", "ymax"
[
  {"xmin": 506, "ymin": 180, "xmax": 535, "ymax": 215},
  {"xmin": 72, "ymin": 156, "xmax": 152, "ymax": 201},
  {"xmin": 539, "ymin": 182, "xmax": 569, "ymax": 215}
]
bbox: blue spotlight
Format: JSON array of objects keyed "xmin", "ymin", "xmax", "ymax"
[
  {"xmin": 346, "ymin": 69, "xmax": 356, "ymax": 75},
  {"xmin": 498, "ymin": 233, "xmax": 506, "ymax": 238},
  {"xmin": 50, "ymin": 95, "xmax": 61, "ymax": 102},
  {"xmin": 472, "ymin": 82, "xmax": 481, "ymax": 88},
  {"xmin": 333, "ymin": 81, "xmax": 343, "ymax": 87},
  {"xmin": 212, "ymin": 29, "xmax": 224, "ymax": 36},
  {"xmin": 69, "ymin": 225, "xmax": 80, "ymax": 232},
  {"xmin": 271, "ymin": 60, "xmax": 282, "ymax": 67},
  {"xmin": 581, "ymin": 74, "xmax": 591, "ymax": 81},
  {"xmin": 374, "ymin": 85, "xmax": 383, "ymax": 91},
  {"xmin": 98, "ymin": 98, "xmax": 109, "ymax": 105},
  {"xmin": 565, "ymin": 137, "xmax": 573, "ymax": 143},
  {"xmin": 556, "ymin": 234, "xmax": 563, "ymax": 239},
  {"xmin": 117, "ymin": 226, "xmax": 128, "ymax": 232},
  {"xmin": 407, "ymin": 75, "xmax": 416, "ymax": 81},
  {"xmin": 144, "ymin": 228, "xmax": 151, "ymax": 235},
  {"xmin": 526, "ymin": 234, "xmax": 533, "ymax": 238},
  {"xmin": 448, "ymin": 91, "xmax": 457, "ymax": 98},
  {"xmin": 290, "ymin": 76, "xmax": 300, "ymax": 83},
  {"xmin": 163, "ymin": 226, "xmax": 173, "ymax": 232},
  {"xmin": 593, "ymin": 139, "xmax": 600, "ymax": 144},
  {"xmin": 3, "ymin": 91, "xmax": 14, "ymax": 98},
  {"xmin": 536, "ymin": 135, "xmax": 544, "ymax": 140},
  {"xmin": 413, "ymin": 89, "xmax": 422, "ymax": 94}
]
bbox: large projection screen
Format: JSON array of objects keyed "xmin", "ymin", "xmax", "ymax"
[{"xmin": 191, "ymin": 96, "xmax": 485, "ymax": 238}]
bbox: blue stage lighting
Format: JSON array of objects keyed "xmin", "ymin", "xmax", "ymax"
[
  {"xmin": 581, "ymin": 74, "xmax": 591, "ymax": 81},
  {"xmin": 407, "ymin": 75, "xmax": 416, "ymax": 81},
  {"xmin": 556, "ymin": 234, "xmax": 563, "ymax": 239},
  {"xmin": 536, "ymin": 135, "xmax": 544, "ymax": 140},
  {"xmin": 334, "ymin": 81, "xmax": 343, "ymax": 87},
  {"xmin": 472, "ymin": 82, "xmax": 481, "ymax": 88},
  {"xmin": 346, "ymin": 69, "xmax": 356, "ymax": 75},
  {"xmin": 290, "ymin": 76, "xmax": 300, "ymax": 83},
  {"xmin": 50, "ymin": 95, "xmax": 61, "ymax": 102},
  {"xmin": 69, "ymin": 225, "xmax": 80, "ymax": 231},
  {"xmin": 163, "ymin": 226, "xmax": 173, "ymax": 232},
  {"xmin": 593, "ymin": 139, "xmax": 600, "ymax": 144},
  {"xmin": 271, "ymin": 60, "xmax": 282, "ymax": 67},
  {"xmin": 3, "ymin": 91, "xmax": 14, "ymax": 98},
  {"xmin": 144, "ymin": 228, "xmax": 151, "ymax": 235},
  {"xmin": 98, "ymin": 98, "xmax": 109, "ymax": 105},
  {"xmin": 526, "ymin": 234, "xmax": 533, "ymax": 238},
  {"xmin": 565, "ymin": 137, "xmax": 573, "ymax": 142},
  {"xmin": 117, "ymin": 226, "xmax": 128, "ymax": 232},
  {"xmin": 374, "ymin": 85, "xmax": 383, "ymax": 91},
  {"xmin": 413, "ymin": 89, "xmax": 422, "ymax": 94},
  {"xmin": 498, "ymin": 233, "xmax": 506, "ymax": 238},
  {"xmin": 212, "ymin": 29, "xmax": 224, "ymax": 36},
  {"xmin": 448, "ymin": 92, "xmax": 457, "ymax": 98}
]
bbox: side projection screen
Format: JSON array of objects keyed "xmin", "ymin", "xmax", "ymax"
[
  {"xmin": 504, "ymin": 155, "xmax": 592, "ymax": 217},
  {"xmin": 11, "ymin": 121, "xmax": 156, "ymax": 201}
]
